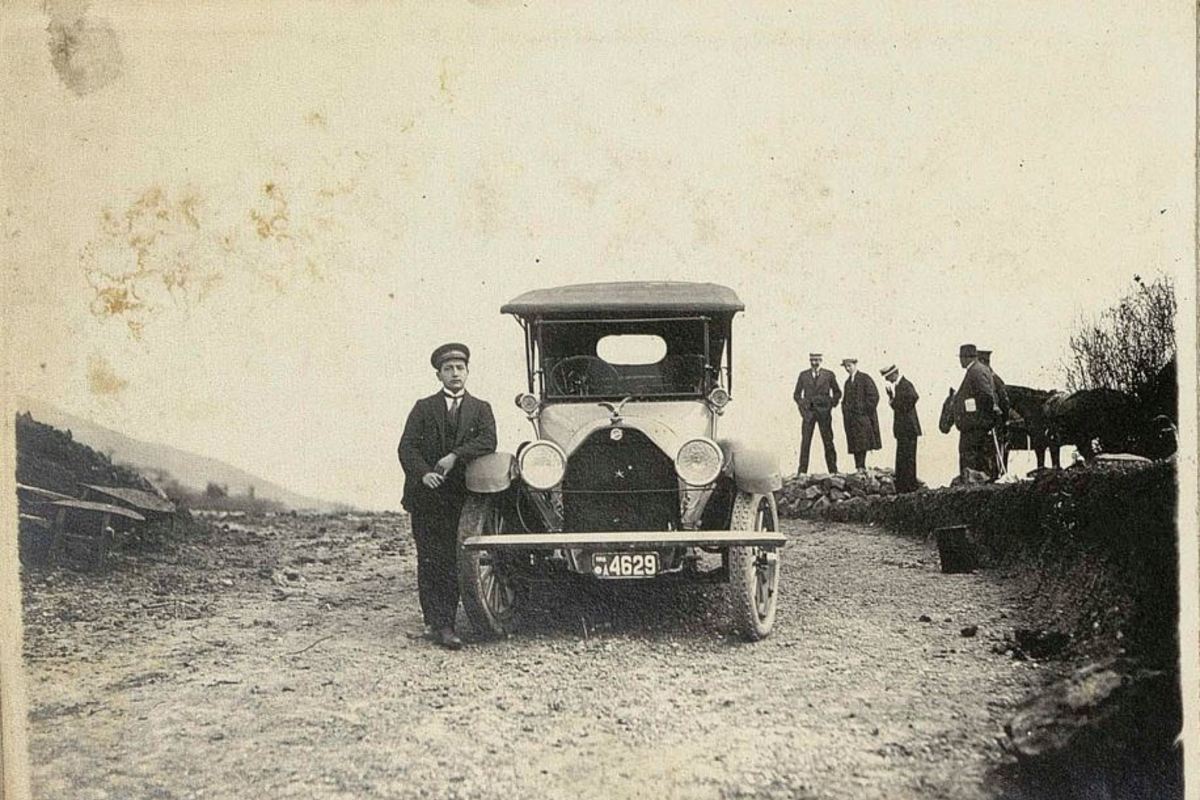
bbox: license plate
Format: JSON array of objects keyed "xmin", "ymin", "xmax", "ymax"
[{"xmin": 591, "ymin": 552, "xmax": 659, "ymax": 579}]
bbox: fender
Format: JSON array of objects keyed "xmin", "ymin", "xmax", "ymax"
[
  {"xmin": 465, "ymin": 452, "xmax": 516, "ymax": 493},
  {"xmin": 717, "ymin": 439, "xmax": 782, "ymax": 494}
]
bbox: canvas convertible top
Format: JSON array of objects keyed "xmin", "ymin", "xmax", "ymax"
[{"xmin": 501, "ymin": 281, "xmax": 744, "ymax": 316}]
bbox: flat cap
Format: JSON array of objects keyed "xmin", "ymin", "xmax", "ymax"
[
  {"xmin": 431, "ymin": 342, "xmax": 470, "ymax": 369},
  {"xmin": 958, "ymin": 343, "xmax": 977, "ymax": 358}
]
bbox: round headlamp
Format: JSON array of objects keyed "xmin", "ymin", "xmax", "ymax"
[
  {"xmin": 518, "ymin": 440, "xmax": 566, "ymax": 490},
  {"xmin": 707, "ymin": 387, "xmax": 731, "ymax": 410},
  {"xmin": 514, "ymin": 392, "xmax": 541, "ymax": 415},
  {"xmin": 675, "ymin": 438, "xmax": 723, "ymax": 486}
]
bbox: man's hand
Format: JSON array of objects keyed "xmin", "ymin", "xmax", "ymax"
[
  {"xmin": 421, "ymin": 472, "xmax": 445, "ymax": 489},
  {"xmin": 435, "ymin": 453, "xmax": 458, "ymax": 474}
]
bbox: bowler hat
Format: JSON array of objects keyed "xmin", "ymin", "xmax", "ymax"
[
  {"xmin": 958, "ymin": 343, "xmax": 977, "ymax": 358},
  {"xmin": 431, "ymin": 342, "xmax": 470, "ymax": 369}
]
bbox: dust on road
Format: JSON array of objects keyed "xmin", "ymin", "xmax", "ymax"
[{"xmin": 22, "ymin": 514, "xmax": 1050, "ymax": 799}]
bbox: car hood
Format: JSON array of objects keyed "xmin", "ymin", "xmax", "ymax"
[{"xmin": 539, "ymin": 400, "xmax": 714, "ymax": 459}]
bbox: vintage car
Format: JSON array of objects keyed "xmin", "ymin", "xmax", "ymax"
[{"xmin": 457, "ymin": 281, "xmax": 786, "ymax": 640}]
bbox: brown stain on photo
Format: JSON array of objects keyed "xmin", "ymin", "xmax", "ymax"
[
  {"xmin": 86, "ymin": 354, "xmax": 127, "ymax": 396},
  {"xmin": 82, "ymin": 168, "xmax": 359, "ymax": 337},
  {"xmin": 250, "ymin": 182, "xmax": 291, "ymax": 240},
  {"xmin": 45, "ymin": 0, "xmax": 123, "ymax": 96},
  {"xmin": 83, "ymin": 187, "xmax": 223, "ymax": 338}
]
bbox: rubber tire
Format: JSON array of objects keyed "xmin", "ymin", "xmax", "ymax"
[
  {"xmin": 727, "ymin": 492, "xmax": 781, "ymax": 641},
  {"xmin": 457, "ymin": 493, "xmax": 519, "ymax": 638}
]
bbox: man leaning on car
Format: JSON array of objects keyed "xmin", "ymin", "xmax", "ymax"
[{"xmin": 398, "ymin": 343, "xmax": 497, "ymax": 650}]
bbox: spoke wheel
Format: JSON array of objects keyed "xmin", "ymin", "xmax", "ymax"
[
  {"xmin": 458, "ymin": 494, "xmax": 519, "ymax": 637},
  {"xmin": 727, "ymin": 492, "xmax": 781, "ymax": 641}
]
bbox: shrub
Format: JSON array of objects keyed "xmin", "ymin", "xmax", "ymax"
[{"xmin": 1064, "ymin": 274, "xmax": 1176, "ymax": 401}]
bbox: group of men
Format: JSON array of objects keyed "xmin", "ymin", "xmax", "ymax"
[
  {"xmin": 792, "ymin": 343, "xmax": 1013, "ymax": 492},
  {"xmin": 792, "ymin": 354, "xmax": 922, "ymax": 493}
]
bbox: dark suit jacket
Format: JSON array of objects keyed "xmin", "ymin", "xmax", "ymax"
[
  {"xmin": 398, "ymin": 391, "xmax": 497, "ymax": 514},
  {"xmin": 793, "ymin": 368, "xmax": 842, "ymax": 421},
  {"xmin": 888, "ymin": 376, "xmax": 922, "ymax": 439},
  {"xmin": 954, "ymin": 360, "xmax": 998, "ymax": 431}
]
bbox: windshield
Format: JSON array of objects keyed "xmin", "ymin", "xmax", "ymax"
[{"xmin": 536, "ymin": 317, "xmax": 721, "ymax": 400}]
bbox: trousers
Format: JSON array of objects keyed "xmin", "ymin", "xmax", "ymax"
[
  {"xmin": 799, "ymin": 415, "xmax": 838, "ymax": 474},
  {"xmin": 958, "ymin": 429, "xmax": 994, "ymax": 476},
  {"xmin": 895, "ymin": 437, "xmax": 919, "ymax": 492},
  {"xmin": 410, "ymin": 502, "xmax": 463, "ymax": 630}
]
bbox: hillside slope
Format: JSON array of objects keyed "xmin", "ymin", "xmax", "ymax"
[{"xmin": 16, "ymin": 397, "xmax": 340, "ymax": 511}]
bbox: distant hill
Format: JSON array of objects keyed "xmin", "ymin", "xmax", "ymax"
[{"xmin": 15, "ymin": 397, "xmax": 343, "ymax": 512}]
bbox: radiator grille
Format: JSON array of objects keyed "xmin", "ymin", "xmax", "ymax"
[{"xmin": 561, "ymin": 428, "xmax": 679, "ymax": 532}]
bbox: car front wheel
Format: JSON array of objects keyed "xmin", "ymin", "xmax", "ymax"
[
  {"xmin": 727, "ymin": 492, "xmax": 781, "ymax": 641},
  {"xmin": 457, "ymin": 493, "xmax": 519, "ymax": 638}
]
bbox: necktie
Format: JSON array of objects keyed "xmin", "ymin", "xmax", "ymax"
[{"xmin": 445, "ymin": 395, "xmax": 461, "ymax": 439}]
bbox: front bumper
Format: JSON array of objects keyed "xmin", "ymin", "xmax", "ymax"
[{"xmin": 460, "ymin": 529, "xmax": 787, "ymax": 551}]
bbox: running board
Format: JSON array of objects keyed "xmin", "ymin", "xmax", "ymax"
[{"xmin": 461, "ymin": 530, "xmax": 786, "ymax": 551}]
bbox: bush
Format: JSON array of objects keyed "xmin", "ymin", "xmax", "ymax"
[{"xmin": 1064, "ymin": 274, "xmax": 1176, "ymax": 401}]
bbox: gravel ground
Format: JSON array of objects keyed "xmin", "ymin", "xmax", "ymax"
[{"xmin": 21, "ymin": 513, "xmax": 1053, "ymax": 799}]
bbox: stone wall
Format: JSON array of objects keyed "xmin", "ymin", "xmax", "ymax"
[{"xmin": 775, "ymin": 467, "xmax": 912, "ymax": 517}]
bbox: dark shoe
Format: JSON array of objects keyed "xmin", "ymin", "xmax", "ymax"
[{"xmin": 436, "ymin": 627, "xmax": 463, "ymax": 650}]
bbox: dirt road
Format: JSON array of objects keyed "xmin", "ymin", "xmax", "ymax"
[{"xmin": 21, "ymin": 514, "xmax": 1050, "ymax": 799}]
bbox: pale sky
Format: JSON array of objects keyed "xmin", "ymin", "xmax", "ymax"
[{"xmin": 3, "ymin": 2, "xmax": 1194, "ymax": 510}]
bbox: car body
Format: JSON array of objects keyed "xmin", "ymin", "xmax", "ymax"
[{"xmin": 457, "ymin": 281, "xmax": 785, "ymax": 639}]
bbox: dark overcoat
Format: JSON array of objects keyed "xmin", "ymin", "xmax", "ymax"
[
  {"xmin": 793, "ymin": 367, "xmax": 842, "ymax": 421},
  {"xmin": 397, "ymin": 392, "xmax": 497, "ymax": 514},
  {"xmin": 841, "ymin": 372, "xmax": 882, "ymax": 452},
  {"xmin": 888, "ymin": 376, "xmax": 922, "ymax": 439},
  {"xmin": 954, "ymin": 361, "xmax": 998, "ymax": 431}
]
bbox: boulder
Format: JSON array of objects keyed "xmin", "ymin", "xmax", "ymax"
[
  {"xmin": 827, "ymin": 476, "xmax": 847, "ymax": 491},
  {"xmin": 1005, "ymin": 660, "xmax": 1179, "ymax": 762}
]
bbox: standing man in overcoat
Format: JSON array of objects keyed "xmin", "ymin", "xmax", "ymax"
[
  {"xmin": 951, "ymin": 343, "xmax": 999, "ymax": 478},
  {"xmin": 839, "ymin": 358, "xmax": 882, "ymax": 472},
  {"xmin": 793, "ymin": 352, "xmax": 842, "ymax": 475},
  {"xmin": 977, "ymin": 348, "xmax": 1010, "ymax": 476},
  {"xmin": 881, "ymin": 364, "xmax": 921, "ymax": 492},
  {"xmin": 398, "ymin": 343, "xmax": 497, "ymax": 650}
]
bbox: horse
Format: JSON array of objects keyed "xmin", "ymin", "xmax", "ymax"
[{"xmin": 1005, "ymin": 385, "xmax": 1061, "ymax": 469}]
